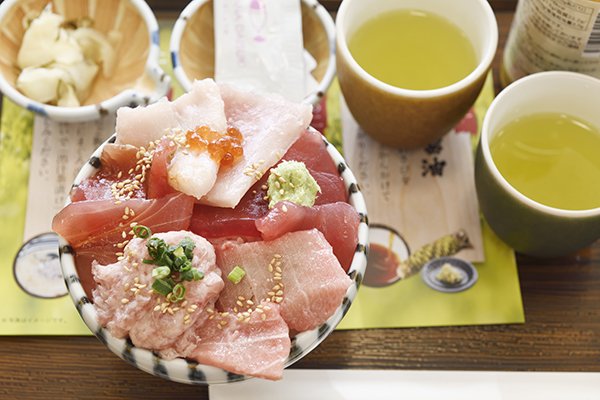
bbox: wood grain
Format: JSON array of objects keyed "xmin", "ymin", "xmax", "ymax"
[{"xmin": 3, "ymin": 5, "xmax": 599, "ymax": 400}]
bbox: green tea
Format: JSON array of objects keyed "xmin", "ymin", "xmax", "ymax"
[
  {"xmin": 348, "ymin": 10, "xmax": 477, "ymax": 90},
  {"xmin": 490, "ymin": 113, "xmax": 600, "ymax": 210}
]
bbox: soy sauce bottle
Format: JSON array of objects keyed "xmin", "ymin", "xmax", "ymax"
[{"xmin": 501, "ymin": 0, "xmax": 600, "ymax": 86}]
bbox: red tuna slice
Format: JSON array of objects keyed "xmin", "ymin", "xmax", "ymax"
[
  {"xmin": 189, "ymin": 129, "xmax": 348, "ymax": 239},
  {"xmin": 71, "ymin": 144, "xmax": 145, "ymax": 202},
  {"xmin": 255, "ymin": 201, "xmax": 359, "ymax": 271},
  {"xmin": 191, "ymin": 302, "xmax": 290, "ymax": 380},
  {"xmin": 215, "ymin": 229, "xmax": 352, "ymax": 332},
  {"xmin": 146, "ymin": 137, "xmax": 178, "ymax": 199},
  {"xmin": 190, "ymin": 176, "xmax": 268, "ymax": 239},
  {"xmin": 52, "ymin": 193, "xmax": 195, "ymax": 295}
]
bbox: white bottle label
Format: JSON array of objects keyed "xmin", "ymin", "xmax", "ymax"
[{"xmin": 504, "ymin": 0, "xmax": 600, "ymax": 81}]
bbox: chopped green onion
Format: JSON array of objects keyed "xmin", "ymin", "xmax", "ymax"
[
  {"xmin": 181, "ymin": 269, "xmax": 204, "ymax": 282},
  {"xmin": 133, "ymin": 225, "xmax": 152, "ymax": 239},
  {"xmin": 151, "ymin": 266, "xmax": 171, "ymax": 280},
  {"xmin": 146, "ymin": 236, "xmax": 199, "ymax": 301},
  {"xmin": 180, "ymin": 237, "xmax": 196, "ymax": 258},
  {"xmin": 173, "ymin": 246, "xmax": 185, "ymax": 259},
  {"xmin": 152, "ymin": 278, "xmax": 174, "ymax": 296},
  {"xmin": 227, "ymin": 266, "xmax": 246, "ymax": 285},
  {"xmin": 170, "ymin": 283, "xmax": 186, "ymax": 302}
]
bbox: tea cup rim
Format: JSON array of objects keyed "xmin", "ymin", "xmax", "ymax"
[
  {"xmin": 335, "ymin": 0, "xmax": 498, "ymax": 99},
  {"xmin": 480, "ymin": 71, "xmax": 600, "ymax": 219}
]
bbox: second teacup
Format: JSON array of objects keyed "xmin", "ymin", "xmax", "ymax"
[
  {"xmin": 336, "ymin": 0, "xmax": 498, "ymax": 149},
  {"xmin": 475, "ymin": 71, "xmax": 600, "ymax": 257}
]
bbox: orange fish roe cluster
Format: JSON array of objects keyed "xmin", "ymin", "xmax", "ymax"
[{"xmin": 186, "ymin": 126, "xmax": 244, "ymax": 166}]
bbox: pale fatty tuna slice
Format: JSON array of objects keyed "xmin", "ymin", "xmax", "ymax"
[
  {"xmin": 92, "ymin": 231, "xmax": 223, "ymax": 353},
  {"xmin": 200, "ymin": 83, "xmax": 313, "ymax": 208},
  {"xmin": 191, "ymin": 302, "xmax": 290, "ymax": 381},
  {"xmin": 215, "ymin": 229, "xmax": 352, "ymax": 332}
]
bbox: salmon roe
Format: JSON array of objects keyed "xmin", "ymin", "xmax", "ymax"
[{"xmin": 185, "ymin": 126, "xmax": 244, "ymax": 166}]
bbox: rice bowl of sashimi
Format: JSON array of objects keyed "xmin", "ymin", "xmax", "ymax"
[{"xmin": 52, "ymin": 79, "xmax": 368, "ymax": 384}]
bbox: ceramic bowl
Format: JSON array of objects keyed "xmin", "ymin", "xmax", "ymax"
[
  {"xmin": 0, "ymin": 0, "xmax": 170, "ymax": 122},
  {"xmin": 169, "ymin": 0, "xmax": 335, "ymax": 105},
  {"xmin": 57, "ymin": 128, "xmax": 368, "ymax": 384},
  {"xmin": 336, "ymin": 0, "xmax": 497, "ymax": 149}
]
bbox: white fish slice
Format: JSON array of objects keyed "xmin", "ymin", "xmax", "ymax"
[
  {"xmin": 116, "ymin": 79, "xmax": 228, "ymax": 199},
  {"xmin": 200, "ymin": 83, "xmax": 313, "ymax": 208}
]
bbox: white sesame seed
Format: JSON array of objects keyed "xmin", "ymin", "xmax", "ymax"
[{"xmin": 121, "ymin": 298, "xmax": 129, "ymax": 304}]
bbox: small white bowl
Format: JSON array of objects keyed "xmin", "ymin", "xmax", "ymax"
[
  {"xmin": 169, "ymin": 0, "xmax": 336, "ymax": 105},
  {"xmin": 0, "ymin": 0, "xmax": 170, "ymax": 122}
]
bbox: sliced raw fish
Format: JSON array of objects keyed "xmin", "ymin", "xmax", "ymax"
[
  {"xmin": 93, "ymin": 231, "xmax": 223, "ymax": 354},
  {"xmin": 146, "ymin": 137, "xmax": 178, "ymax": 199},
  {"xmin": 52, "ymin": 193, "xmax": 195, "ymax": 295},
  {"xmin": 191, "ymin": 302, "xmax": 290, "ymax": 380},
  {"xmin": 255, "ymin": 201, "xmax": 359, "ymax": 271},
  {"xmin": 172, "ymin": 79, "xmax": 227, "ymax": 133},
  {"xmin": 71, "ymin": 143, "xmax": 143, "ymax": 202},
  {"xmin": 116, "ymin": 79, "xmax": 227, "ymax": 148},
  {"xmin": 215, "ymin": 229, "xmax": 352, "ymax": 331},
  {"xmin": 200, "ymin": 84, "xmax": 313, "ymax": 208},
  {"xmin": 115, "ymin": 79, "xmax": 227, "ymax": 200},
  {"xmin": 214, "ymin": 239, "xmax": 255, "ymax": 311},
  {"xmin": 190, "ymin": 129, "xmax": 347, "ymax": 238},
  {"xmin": 168, "ymin": 151, "xmax": 218, "ymax": 199},
  {"xmin": 116, "ymin": 98, "xmax": 178, "ymax": 148},
  {"xmin": 190, "ymin": 180, "xmax": 268, "ymax": 239}
]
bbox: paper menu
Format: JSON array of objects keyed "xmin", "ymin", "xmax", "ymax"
[
  {"xmin": 342, "ymin": 107, "xmax": 485, "ymax": 263},
  {"xmin": 0, "ymin": 99, "xmax": 90, "ymax": 335},
  {"xmin": 334, "ymin": 75, "xmax": 524, "ymax": 329},
  {"xmin": 23, "ymin": 115, "xmax": 116, "ymax": 241}
]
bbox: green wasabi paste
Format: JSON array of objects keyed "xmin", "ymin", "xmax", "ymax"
[{"xmin": 267, "ymin": 161, "xmax": 321, "ymax": 209}]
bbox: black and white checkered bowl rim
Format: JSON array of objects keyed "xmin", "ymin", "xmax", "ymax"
[{"xmin": 58, "ymin": 127, "xmax": 368, "ymax": 385}]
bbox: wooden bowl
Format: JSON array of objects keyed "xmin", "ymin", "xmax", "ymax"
[
  {"xmin": 0, "ymin": 0, "xmax": 170, "ymax": 121},
  {"xmin": 170, "ymin": 0, "xmax": 335, "ymax": 105}
]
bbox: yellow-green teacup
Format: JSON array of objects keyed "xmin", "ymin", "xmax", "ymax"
[
  {"xmin": 475, "ymin": 72, "xmax": 600, "ymax": 257},
  {"xmin": 336, "ymin": 0, "xmax": 497, "ymax": 149}
]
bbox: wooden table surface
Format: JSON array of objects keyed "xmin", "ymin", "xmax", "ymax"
[{"xmin": 2, "ymin": 3, "xmax": 600, "ymax": 400}]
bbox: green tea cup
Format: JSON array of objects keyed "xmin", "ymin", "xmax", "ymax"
[
  {"xmin": 475, "ymin": 71, "xmax": 600, "ymax": 257},
  {"xmin": 336, "ymin": 0, "xmax": 497, "ymax": 149}
]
